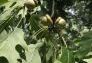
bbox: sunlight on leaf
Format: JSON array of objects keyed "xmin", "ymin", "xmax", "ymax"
[
  {"xmin": 0, "ymin": 30, "xmax": 8, "ymax": 43},
  {"xmin": 84, "ymin": 58, "xmax": 92, "ymax": 63},
  {"xmin": 0, "ymin": 28, "xmax": 27, "ymax": 63},
  {"xmin": 0, "ymin": 28, "xmax": 42, "ymax": 63}
]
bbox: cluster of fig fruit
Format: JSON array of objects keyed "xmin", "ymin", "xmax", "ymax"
[
  {"xmin": 40, "ymin": 14, "xmax": 67, "ymax": 34},
  {"xmin": 24, "ymin": 0, "xmax": 38, "ymax": 9},
  {"xmin": 24, "ymin": 0, "xmax": 66, "ymax": 27},
  {"xmin": 40, "ymin": 14, "xmax": 66, "ymax": 27}
]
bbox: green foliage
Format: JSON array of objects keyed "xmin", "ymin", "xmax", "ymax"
[
  {"xmin": 0, "ymin": 0, "xmax": 8, "ymax": 5},
  {"xmin": 74, "ymin": 31, "xmax": 92, "ymax": 59},
  {"xmin": 60, "ymin": 47, "xmax": 75, "ymax": 63},
  {"xmin": 0, "ymin": 0, "xmax": 92, "ymax": 63}
]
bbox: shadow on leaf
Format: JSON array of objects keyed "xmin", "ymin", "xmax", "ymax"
[
  {"xmin": 15, "ymin": 44, "xmax": 26, "ymax": 60},
  {"xmin": 0, "ymin": 56, "xmax": 9, "ymax": 63}
]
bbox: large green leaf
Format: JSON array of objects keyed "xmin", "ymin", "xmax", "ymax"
[
  {"xmin": 60, "ymin": 47, "xmax": 75, "ymax": 63},
  {"xmin": 75, "ymin": 31, "xmax": 92, "ymax": 59},
  {"xmin": 0, "ymin": 28, "xmax": 41, "ymax": 63},
  {"xmin": 0, "ymin": 0, "xmax": 25, "ymax": 33},
  {"xmin": 0, "ymin": 28, "xmax": 27, "ymax": 63},
  {"xmin": 84, "ymin": 58, "xmax": 92, "ymax": 63},
  {"xmin": 0, "ymin": 0, "xmax": 24, "ymax": 21},
  {"xmin": 26, "ymin": 42, "xmax": 42, "ymax": 63}
]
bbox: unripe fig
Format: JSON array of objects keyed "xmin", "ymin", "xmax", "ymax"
[
  {"xmin": 45, "ymin": 14, "xmax": 53, "ymax": 23},
  {"xmin": 24, "ymin": 0, "xmax": 37, "ymax": 9},
  {"xmin": 40, "ymin": 14, "xmax": 52, "ymax": 26},
  {"xmin": 55, "ymin": 17, "xmax": 66, "ymax": 26},
  {"xmin": 40, "ymin": 16, "xmax": 48, "ymax": 25}
]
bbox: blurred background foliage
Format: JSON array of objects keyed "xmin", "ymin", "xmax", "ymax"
[{"xmin": 0, "ymin": 0, "xmax": 92, "ymax": 63}]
